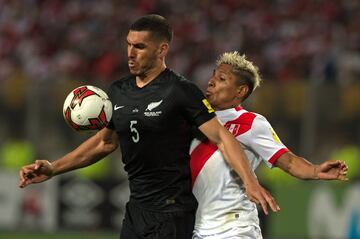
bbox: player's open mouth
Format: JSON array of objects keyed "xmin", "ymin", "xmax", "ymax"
[{"xmin": 128, "ymin": 61, "xmax": 136, "ymax": 68}]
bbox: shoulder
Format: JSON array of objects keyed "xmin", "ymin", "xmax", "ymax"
[
  {"xmin": 251, "ymin": 112, "xmax": 271, "ymax": 127},
  {"xmin": 107, "ymin": 75, "xmax": 133, "ymax": 95},
  {"xmin": 248, "ymin": 112, "xmax": 274, "ymax": 136},
  {"xmin": 174, "ymin": 75, "xmax": 201, "ymax": 93},
  {"xmin": 228, "ymin": 110, "xmax": 271, "ymax": 135},
  {"xmin": 240, "ymin": 111, "xmax": 271, "ymax": 131},
  {"xmin": 109, "ymin": 75, "xmax": 133, "ymax": 89},
  {"xmin": 165, "ymin": 69, "xmax": 193, "ymax": 85},
  {"xmin": 160, "ymin": 69, "xmax": 201, "ymax": 96},
  {"xmin": 226, "ymin": 110, "xmax": 260, "ymax": 127}
]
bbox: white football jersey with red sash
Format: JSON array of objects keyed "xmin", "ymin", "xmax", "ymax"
[{"xmin": 190, "ymin": 106, "xmax": 289, "ymax": 237}]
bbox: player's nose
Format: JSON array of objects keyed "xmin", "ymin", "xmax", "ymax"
[
  {"xmin": 208, "ymin": 77, "xmax": 215, "ymax": 88},
  {"xmin": 128, "ymin": 46, "xmax": 136, "ymax": 58}
]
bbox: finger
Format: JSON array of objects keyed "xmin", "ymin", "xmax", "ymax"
[
  {"xmin": 339, "ymin": 161, "xmax": 348, "ymax": 168},
  {"xmin": 341, "ymin": 163, "xmax": 348, "ymax": 171},
  {"xmin": 260, "ymin": 189, "xmax": 280, "ymax": 212},
  {"xmin": 19, "ymin": 176, "xmax": 32, "ymax": 188},
  {"xmin": 336, "ymin": 160, "xmax": 343, "ymax": 165},
  {"xmin": 19, "ymin": 170, "xmax": 26, "ymax": 188},
  {"xmin": 22, "ymin": 167, "xmax": 35, "ymax": 175},
  {"xmin": 19, "ymin": 180, "xmax": 28, "ymax": 188},
  {"xmin": 22, "ymin": 170, "xmax": 36, "ymax": 180},
  {"xmin": 338, "ymin": 171, "xmax": 349, "ymax": 181},
  {"xmin": 22, "ymin": 164, "xmax": 37, "ymax": 174},
  {"xmin": 264, "ymin": 192, "xmax": 280, "ymax": 213},
  {"xmin": 19, "ymin": 167, "xmax": 35, "ymax": 187},
  {"xmin": 20, "ymin": 180, "xmax": 31, "ymax": 188},
  {"xmin": 19, "ymin": 169, "xmax": 26, "ymax": 182},
  {"xmin": 19, "ymin": 163, "xmax": 40, "ymax": 188},
  {"xmin": 327, "ymin": 160, "xmax": 340, "ymax": 166},
  {"xmin": 34, "ymin": 160, "xmax": 51, "ymax": 171},
  {"xmin": 340, "ymin": 162, "xmax": 347, "ymax": 168},
  {"xmin": 34, "ymin": 160, "xmax": 44, "ymax": 170},
  {"xmin": 259, "ymin": 197, "xmax": 269, "ymax": 215}
]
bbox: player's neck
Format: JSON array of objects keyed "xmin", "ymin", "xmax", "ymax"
[
  {"xmin": 136, "ymin": 64, "xmax": 166, "ymax": 88},
  {"xmin": 215, "ymin": 103, "xmax": 242, "ymax": 111}
]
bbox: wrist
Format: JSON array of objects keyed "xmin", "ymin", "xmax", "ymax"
[
  {"xmin": 313, "ymin": 165, "xmax": 320, "ymax": 179},
  {"xmin": 46, "ymin": 160, "xmax": 56, "ymax": 176},
  {"xmin": 243, "ymin": 177, "xmax": 259, "ymax": 187}
]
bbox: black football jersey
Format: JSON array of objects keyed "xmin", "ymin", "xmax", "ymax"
[{"xmin": 107, "ymin": 68, "xmax": 215, "ymax": 212}]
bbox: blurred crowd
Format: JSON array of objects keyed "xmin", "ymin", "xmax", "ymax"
[
  {"xmin": 0, "ymin": 0, "xmax": 359, "ymax": 175},
  {"xmin": 0, "ymin": 0, "xmax": 359, "ymax": 83}
]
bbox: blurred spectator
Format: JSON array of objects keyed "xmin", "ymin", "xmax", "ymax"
[{"xmin": 0, "ymin": 0, "xmax": 358, "ymax": 85}]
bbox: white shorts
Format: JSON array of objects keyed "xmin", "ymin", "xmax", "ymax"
[{"xmin": 193, "ymin": 225, "xmax": 263, "ymax": 239}]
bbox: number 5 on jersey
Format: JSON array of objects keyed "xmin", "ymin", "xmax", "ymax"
[{"xmin": 130, "ymin": 120, "xmax": 140, "ymax": 143}]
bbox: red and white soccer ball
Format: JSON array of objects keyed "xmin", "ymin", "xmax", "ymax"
[{"xmin": 63, "ymin": 85, "xmax": 113, "ymax": 132}]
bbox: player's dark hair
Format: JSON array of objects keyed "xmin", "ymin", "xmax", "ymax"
[{"xmin": 130, "ymin": 14, "xmax": 173, "ymax": 43}]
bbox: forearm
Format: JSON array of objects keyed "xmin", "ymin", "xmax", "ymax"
[
  {"xmin": 276, "ymin": 152, "xmax": 317, "ymax": 180},
  {"xmin": 52, "ymin": 130, "xmax": 118, "ymax": 176},
  {"xmin": 217, "ymin": 129, "xmax": 257, "ymax": 185},
  {"xmin": 199, "ymin": 118, "xmax": 258, "ymax": 185},
  {"xmin": 52, "ymin": 142, "xmax": 102, "ymax": 175}
]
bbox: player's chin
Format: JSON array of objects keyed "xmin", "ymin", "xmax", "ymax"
[
  {"xmin": 128, "ymin": 68, "xmax": 136, "ymax": 74},
  {"xmin": 206, "ymin": 96, "xmax": 215, "ymax": 106},
  {"xmin": 129, "ymin": 68, "xmax": 141, "ymax": 76},
  {"xmin": 128, "ymin": 63, "xmax": 141, "ymax": 72}
]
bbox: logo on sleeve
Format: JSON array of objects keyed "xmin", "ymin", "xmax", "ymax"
[
  {"xmin": 202, "ymin": 99, "xmax": 214, "ymax": 113},
  {"xmin": 270, "ymin": 127, "xmax": 281, "ymax": 144},
  {"xmin": 144, "ymin": 100, "xmax": 163, "ymax": 117}
]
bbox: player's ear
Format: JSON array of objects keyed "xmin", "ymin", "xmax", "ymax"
[
  {"xmin": 237, "ymin": 85, "xmax": 249, "ymax": 100},
  {"xmin": 158, "ymin": 42, "xmax": 169, "ymax": 57}
]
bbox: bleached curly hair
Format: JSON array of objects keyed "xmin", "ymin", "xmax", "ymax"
[{"xmin": 216, "ymin": 51, "xmax": 262, "ymax": 99}]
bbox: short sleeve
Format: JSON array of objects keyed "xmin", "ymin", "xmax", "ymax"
[
  {"xmin": 175, "ymin": 79, "xmax": 215, "ymax": 127},
  {"xmin": 245, "ymin": 115, "xmax": 289, "ymax": 167}
]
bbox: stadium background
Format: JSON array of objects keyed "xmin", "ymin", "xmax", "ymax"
[{"xmin": 0, "ymin": 0, "xmax": 359, "ymax": 238}]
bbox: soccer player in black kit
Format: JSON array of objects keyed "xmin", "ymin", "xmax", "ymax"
[{"xmin": 19, "ymin": 15, "xmax": 279, "ymax": 239}]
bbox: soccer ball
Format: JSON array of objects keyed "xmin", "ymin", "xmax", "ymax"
[{"xmin": 63, "ymin": 85, "xmax": 113, "ymax": 132}]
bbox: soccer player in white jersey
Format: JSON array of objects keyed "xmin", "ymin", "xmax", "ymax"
[{"xmin": 190, "ymin": 51, "xmax": 349, "ymax": 239}]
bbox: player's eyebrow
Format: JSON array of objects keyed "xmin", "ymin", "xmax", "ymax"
[{"xmin": 127, "ymin": 40, "xmax": 147, "ymax": 49}]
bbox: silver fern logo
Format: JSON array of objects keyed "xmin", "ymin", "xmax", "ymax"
[
  {"xmin": 146, "ymin": 100, "xmax": 163, "ymax": 111},
  {"xmin": 144, "ymin": 100, "xmax": 163, "ymax": 117}
]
